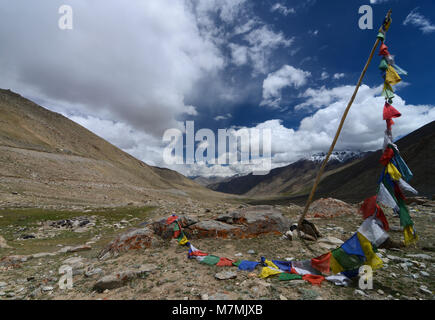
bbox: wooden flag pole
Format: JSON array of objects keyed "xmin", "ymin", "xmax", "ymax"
[{"xmin": 297, "ymin": 9, "xmax": 392, "ymax": 236}]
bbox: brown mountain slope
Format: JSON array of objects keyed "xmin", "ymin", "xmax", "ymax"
[
  {"xmin": 315, "ymin": 120, "xmax": 435, "ymax": 202},
  {"xmin": 247, "ymin": 121, "xmax": 435, "ymax": 206},
  {"xmin": 0, "ymin": 89, "xmax": 224, "ymax": 208},
  {"xmin": 208, "ymin": 153, "xmax": 366, "ymax": 197}
]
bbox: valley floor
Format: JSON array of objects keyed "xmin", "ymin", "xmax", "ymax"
[{"xmin": 0, "ymin": 198, "xmax": 434, "ymax": 300}]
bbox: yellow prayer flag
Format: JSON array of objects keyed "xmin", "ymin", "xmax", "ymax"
[
  {"xmin": 329, "ymin": 254, "xmax": 344, "ymax": 274},
  {"xmin": 178, "ymin": 235, "xmax": 188, "ymax": 245},
  {"xmin": 386, "ymin": 65, "xmax": 401, "ymax": 86},
  {"xmin": 258, "ymin": 266, "xmax": 282, "ymax": 278},
  {"xmin": 357, "ymin": 232, "xmax": 383, "ymax": 270},
  {"xmin": 386, "ymin": 163, "xmax": 402, "ymax": 181},
  {"xmin": 264, "ymin": 259, "xmax": 279, "ymax": 270},
  {"xmin": 403, "ymin": 225, "xmax": 418, "ymax": 246}
]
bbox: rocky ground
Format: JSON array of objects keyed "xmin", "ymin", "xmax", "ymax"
[{"xmin": 0, "ymin": 197, "xmax": 434, "ymax": 300}]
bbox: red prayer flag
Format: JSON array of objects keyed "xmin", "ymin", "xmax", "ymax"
[
  {"xmin": 166, "ymin": 215, "xmax": 178, "ymax": 225},
  {"xmin": 383, "ymin": 102, "xmax": 401, "ymax": 120},
  {"xmin": 360, "ymin": 196, "xmax": 378, "ymax": 219},
  {"xmin": 216, "ymin": 257, "xmax": 235, "ymax": 267},
  {"xmin": 380, "ymin": 148, "xmax": 394, "ymax": 166},
  {"xmin": 386, "ymin": 119, "xmax": 394, "ymax": 130},
  {"xmin": 189, "ymin": 250, "xmax": 208, "ymax": 257},
  {"xmin": 379, "ymin": 43, "xmax": 390, "ymax": 56},
  {"xmin": 302, "ymin": 274, "xmax": 326, "ymax": 286},
  {"xmin": 311, "ymin": 252, "xmax": 331, "ymax": 274},
  {"xmin": 376, "ymin": 207, "xmax": 389, "ymax": 231}
]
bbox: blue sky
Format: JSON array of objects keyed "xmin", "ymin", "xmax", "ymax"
[
  {"xmin": 189, "ymin": 0, "xmax": 435, "ymax": 131},
  {"xmin": 0, "ymin": 1, "xmax": 434, "ymax": 177}
]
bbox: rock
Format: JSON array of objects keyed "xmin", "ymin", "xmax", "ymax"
[
  {"xmin": 97, "ymin": 226, "xmax": 160, "ymax": 259},
  {"xmin": 201, "ymin": 294, "xmax": 209, "ymax": 300},
  {"xmin": 209, "ymin": 293, "xmax": 230, "ymax": 300},
  {"xmin": 308, "ymin": 198, "xmax": 357, "ymax": 219},
  {"xmin": 318, "ymin": 236, "xmax": 344, "ymax": 250},
  {"xmin": 420, "ymin": 271, "xmax": 430, "ymax": 277},
  {"xmin": 93, "ymin": 267, "xmax": 156, "ymax": 292},
  {"xmin": 284, "ymin": 230, "xmax": 293, "ymax": 240},
  {"xmin": 85, "ymin": 268, "xmax": 103, "ymax": 277},
  {"xmin": 235, "ymin": 253, "xmax": 243, "ymax": 257},
  {"xmin": 149, "ymin": 215, "xmax": 199, "ymax": 239},
  {"xmin": 0, "ymin": 235, "xmax": 11, "ymax": 249},
  {"xmin": 32, "ymin": 252, "xmax": 57, "ymax": 259},
  {"xmin": 0, "ymin": 282, "xmax": 7, "ymax": 288},
  {"xmin": 0, "ymin": 255, "xmax": 31, "ymax": 269},
  {"xmin": 215, "ymin": 271, "xmax": 237, "ymax": 280},
  {"xmin": 58, "ymin": 245, "xmax": 92, "ymax": 253},
  {"xmin": 42, "ymin": 286, "xmax": 54, "ymax": 292},
  {"xmin": 279, "ymin": 294, "xmax": 287, "ymax": 300},
  {"xmin": 247, "ymin": 250, "xmax": 255, "ymax": 254},
  {"xmin": 93, "ymin": 275, "xmax": 123, "ymax": 292},
  {"xmin": 377, "ymin": 289, "xmax": 385, "ymax": 295},
  {"xmin": 185, "ymin": 220, "xmax": 244, "ymax": 239},
  {"xmin": 386, "ymin": 255, "xmax": 409, "ymax": 263},
  {"xmin": 406, "ymin": 254, "xmax": 432, "ymax": 261},
  {"xmin": 354, "ymin": 289, "xmax": 367, "ymax": 297},
  {"xmin": 419, "ymin": 285, "xmax": 432, "ymax": 295},
  {"xmin": 185, "ymin": 206, "xmax": 290, "ymax": 240}
]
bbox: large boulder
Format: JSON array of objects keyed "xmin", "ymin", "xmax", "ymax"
[
  {"xmin": 0, "ymin": 235, "xmax": 11, "ymax": 249},
  {"xmin": 97, "ymin": 226, "xmax": 160, "ymax": 260},
  {"xmin": 184, "ymin": 220, "xmax": 245, "ymax": 239},
  {"xmin": 93, "ymin": 264, "xmax": 157, "ymax": 292},
  {"xmin": 307, "ymin": 198, "xmax": 357, "ymax": 219},
  {"xmin": 185, "ymin": 205, "xmax": 290, "ymax": 239},
  {"xmin": 148, "ymin": 215, "xmax": 199, "ymax": 239}
]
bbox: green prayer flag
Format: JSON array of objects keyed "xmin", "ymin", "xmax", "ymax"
[
  {"xmin": 382, "ymin": 83, "xmax": 395, "ymax": 100},
  {"xmin": 279, "ymin": 273, "xmax": 303, "ymax": 281},
  {"xmin": 332, "ymin": 248, "xmax": 364, "ymax": 271},
  {"xmin": 232, "ymin": 260, "xmax": 242, "ymax": 267},
  {"xmin": 377, "ymin": 32, "xmax": 385, "ymax": 41},
  {"xmin": 200, "ymin": 255, "xmax": 221, "ymax": 266},
  {"xmin": 379, "ymin": 59, "xmax": 389, "ymax": 71},
  {"xmin": 398, "ymin": 198, "xmax": 414, "ymax": 227}
]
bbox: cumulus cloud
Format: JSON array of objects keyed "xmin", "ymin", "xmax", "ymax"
[
  {"xmin": 320, "ymin": 72, "xmax": 329, "ymax": 80},
  {"xmin": 261, "ymin": 65, "xmax": 311, "ymax": 108},
  {"xmin": 403, "ymin": 8, "xmax": 435, "ymax": 34},
  {"xmin": 214, "ymin": 113, "xmax": 232, "ymax": 121},
  {"xmin": 0, "ymin": 0, "xmax": 226, "ymax": 138},
  {"xmin": 233, "ymin": 25, "xmax": 294, "ymax": 74},
  {"xmin": 333, "ymin": 73, "xmax": 345, "ymax": 80},
  {"xmin": 180, "ymin": 84, "xmax": 435, "ymax": 177},
  {"xmin": 271, "ymin": 3, "xmax": 295, "ymax": 16}
]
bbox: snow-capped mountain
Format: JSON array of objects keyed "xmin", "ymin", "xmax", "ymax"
[{"xmin": 308, "ymin": 150, "xmax": 366, "ymax": 163}]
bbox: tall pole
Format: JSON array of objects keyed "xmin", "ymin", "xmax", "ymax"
[{"xmin": 297, "ymin": 9, "xmax": 393, "ymax": 234}]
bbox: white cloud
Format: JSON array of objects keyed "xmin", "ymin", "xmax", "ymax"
[
  {"xmin": 184, "ymin": 84, "xmax": 435, "ymax": 177},
  {"xmin": 271, "ymin": 3, "xmax": 295, "ymax": 16},
  {"xmin": 214, "ymin": 113, "xmax": 232, "ymax": 121},
  {"xmin": 0, "ymin": 0, "xmax": 225, "ymax": 138},
  {"xmin": 403, "ymin": 8, "xmax": 435, "ymax": 34},
  {"xmin": 320, "ymin": 72, "xmax": 329, "ymax": 80},
  {"xmin": 261, "ymin": 65, "xmax": 311, "ymax": 108},
  {"xmin": 333, "ymin": 73, "xmax": 345, "ymax": 80},
  {"xmin": 229, "ymin": 43, "xmax": 249, "ymax": 66},
  {"xmin": 240, "ymin": 25, "xmax": 294, "ymax": 74}
]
